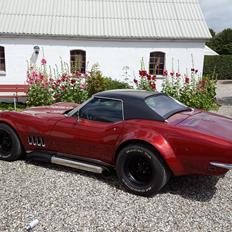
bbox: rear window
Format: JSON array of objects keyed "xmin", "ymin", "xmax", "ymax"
[{"xmin": 145, "ymin": 94, "xmax": 187, "ymax": 118}]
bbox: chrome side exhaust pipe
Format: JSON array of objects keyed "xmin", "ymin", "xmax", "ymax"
[
  {"xmin": 27, "ymin": 152, "xmax": 110, "ymax": 175},
  {"xmin": 51, "ymin": 156, "xmax": 104, "ymax": 174}
]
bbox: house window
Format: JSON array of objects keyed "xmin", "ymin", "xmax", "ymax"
[
  {"xmin": 70, "ymin": 50, "xmax": 86, "ymax": 73},
  {"xmin": 149, "ymin": 52, "xmax": 165, "ymax": 76},
  {"xmin": 0, "ymin": 46, "xmax": 5, "ymax": 72}
]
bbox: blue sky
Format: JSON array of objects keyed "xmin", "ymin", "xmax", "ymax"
[{"xmin": 199, "ymin": 0, "xmax": 232, "ymax": 32}]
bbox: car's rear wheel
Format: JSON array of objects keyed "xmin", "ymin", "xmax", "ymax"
[
  {"xmin": 116, "ymin": 144, "xmax": 170, "ymax": 197},
  {"xmin": 0, "ymin": 123, "xmax": 22, "ymax": 161}
]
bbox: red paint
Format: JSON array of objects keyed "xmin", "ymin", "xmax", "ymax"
[{"xmin": 0, "ymin": 104, "xmax": 231, "ymax": 177}]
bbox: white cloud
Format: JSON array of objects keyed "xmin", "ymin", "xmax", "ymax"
[{"xmin": 199, "ymin": 0, "xmax": 232, "ymax": 32}]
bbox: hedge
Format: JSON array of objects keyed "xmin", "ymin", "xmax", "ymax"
[{"xmin": 203, "ymin": 55, "xmax": 232, "ymax": 80}]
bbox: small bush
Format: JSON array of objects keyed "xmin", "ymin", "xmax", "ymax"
[
  {"xmin": 203, "ymin": 55, "xmax": 232, "ymax": 80},
  {"xmin": 87, "ymin": 64, "xmax": 132, "ymax": 97},
  {"xmin": 104, "ymin": 77, "xmax": 131, "ymax": 90}
]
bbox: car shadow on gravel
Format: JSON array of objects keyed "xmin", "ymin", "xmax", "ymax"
[
  {"xmin": 161, "ymin": 175, "xmax": 220, "ymax": 202},
  {"xmin": 26, "ymin": 160, "xmax": 220, "ymax": 202}
]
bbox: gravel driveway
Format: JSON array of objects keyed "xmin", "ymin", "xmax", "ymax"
[{"xmin": 1, "ymin": 82, "xmax": 232, "ymax": 232}]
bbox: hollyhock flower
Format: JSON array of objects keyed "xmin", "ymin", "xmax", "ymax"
[
  {"xmin": 139, "ymin": 70, "xmax": 147, "ymax": 77},
  {"xmin": 147, "ymin": 74, "xmax": 151, "ymax": 80},
  {"xmin": 191, "ymin": 68, "xmax": 195, "ymax": 72},
  {"xmin": 41, "ymin": 58, "xmax": 47, "ymax": 65},
  {"xmin": 151, "ymin": 75, "xmax": 156, "ymax": 80},
  {"xmin": 80, "ymin": 83, "xmax": 86, "ymax": 89},
  {"xmin": 176, "ymin": 73, "xmax": 181, "ymax": 78},
  {"xmin": 170, "ymin": 72, "xmax": 174, "ymax": 77},
  {"xmin": 185, "ymin": 76, "xmax": 190, "ymax": 84},
  {"xmin": 76, "ymin": 71, "xmax": 82, "ymax": 78},
  {"xmin": 195, "ymin": 69, "xmax": 198, "ymax": 74},
  {"xmin": 133, "ymin": 79, "xmax": 138, "ymax": 84},
  {"xmin": 163, "ymin": 69, "xmax": 168, "ymax": 76},
  {"xmin": 61, "ymin": 86, "xmax": 66, "ymax": 91},
  {"xmin": 71, "ymin": 79, "xmax": 76, "ymax": 84},
  {"xmin": 150, "ymin": 83, "xmax": 156, "ymax": 90}
]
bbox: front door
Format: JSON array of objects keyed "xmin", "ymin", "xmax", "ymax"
[{"xmin": 50, "ymin": 97, "xmax": 124, "ymax": 164}]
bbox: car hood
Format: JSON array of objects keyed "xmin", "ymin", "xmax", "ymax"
[
  {"xmin": 22, "ymin": 102, "xmax": 79, "ymax": 115},
  {"xmin": 169, "ymin": 110, "xmax": 232, "ymax": 142}
]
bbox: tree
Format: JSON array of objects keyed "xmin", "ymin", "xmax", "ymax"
[{"xmin": 206, "ymin": 28, "xmax": 232, "ymax": 55}]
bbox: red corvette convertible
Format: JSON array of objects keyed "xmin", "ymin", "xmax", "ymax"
[{"xmin": 0, "ymin": 90, "xmax": 232, "ymax": 196}]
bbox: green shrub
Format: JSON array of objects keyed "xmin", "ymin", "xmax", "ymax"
[
  {"xmin": 27, "ymin": 84, "xmax": 53, "ymax": 106},
  {"xmin": 87, "ymin": 65, "xmax": 132, "ymax": 97},
  {"xmin": 104, "ymin": 77, "xmax": 131, "ymax": 90},
  {"xmin": 86, "ymin": 66, "xmax": 106, "ymax": 97},
  {"xmin": 203, "ymin": 55, "xmax": 232, "ymax": 80}
]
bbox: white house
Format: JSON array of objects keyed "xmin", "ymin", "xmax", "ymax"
[{"xmin": 0, "ymin": 0, "xmax": 211, "ymax": 90}]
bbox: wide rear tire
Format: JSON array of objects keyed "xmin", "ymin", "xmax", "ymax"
[
  {"xmin": 116, "ymin": 144, "xmax": 169, "ymax": 197},
  {"xmin": 0, "ymin": 123, "xmax": 22, "ymax": 161}
]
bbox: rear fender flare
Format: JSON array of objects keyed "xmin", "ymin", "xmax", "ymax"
[{"xmin": 115, "ymin": 131, "xmax": 185, "ymax": 175}]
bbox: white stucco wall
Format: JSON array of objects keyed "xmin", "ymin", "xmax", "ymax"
[{"xmin": 0, "ymin": 37, "xmax": 205, "ymax": 91}]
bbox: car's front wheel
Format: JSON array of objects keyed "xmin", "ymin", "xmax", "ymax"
[
  {"xmin": 116, "ymin": 144, "xmax": 170, "ymax": 197},
  {"xmin": 0, "ymin": 123, "xmax": 22, "ymax": 161}
]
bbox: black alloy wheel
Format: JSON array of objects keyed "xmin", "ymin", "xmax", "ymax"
[
  {"xmin": 0, "ymin": 123, "xmax": 22, "ymax": 161},
  {"xmin": 116, "ymin": 144, "xmax": 170, "ymax": 197}
]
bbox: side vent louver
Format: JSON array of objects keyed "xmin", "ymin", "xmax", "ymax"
[{"xmin": 28, "ymin": 136, "xmax": 45, "ymax": 147}]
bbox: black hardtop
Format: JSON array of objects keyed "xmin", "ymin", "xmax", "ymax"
[
  {"xmin": 95, "ymin": 89, "xmax": 159, "ymax": 101},
  {"xmin": 95, "ymin": 89, "xmax": 165, "ymax": 122}
]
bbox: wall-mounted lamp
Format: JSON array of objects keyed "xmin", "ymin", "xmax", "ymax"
[{"xmin": 33, "ymin": 46, "xmax": 40, "ymax": 55}]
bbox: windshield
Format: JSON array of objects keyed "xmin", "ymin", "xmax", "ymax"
[{"xmin": 145, "ymin": 94, "xmax": 190, "ymax": 119}]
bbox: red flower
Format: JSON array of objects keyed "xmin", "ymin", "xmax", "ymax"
[
  {"xmin": 150, "ymin": 83, "xmax": 156, "ymax": 90},
  {"xmin": 139, "ymin": 70, "xmax": 147, "ymax": 77},
  {"xmin": 170, "ymin": 72, "xmax": 174, "ymax": 77},
  {"xmin": 71, "ymin": 79, "xmax": 76, "ymax": 84},
  {"xmin": 191, "ymin": 68, "xmax": 195, "ymax": 72},
  {"xmin": 176, "ymin": 73, "xmax": 181, "ymax": 78},
  {"xmin": 147, "ymin": 74, "xmax": 151, "ymax": 80},
  {"xmin": 185, "ymin": 76, "xmax": 190, "ymax": 84},
  {"xmin": 76, "ymin": 71, "xmax": 82, "ymax": 77},
  {"xmin": 41, "ymin": 58, "xmax": 47, "ymax": 65},
  {"xmin": 61, "ymin": 86, "xmax": 66, "ymax": 91},
  {"xmin": 151, "ymin": 76, "xmax": 156, "ymax": 80},
  {"xmin": 133, "ymin": 79, "xmax": 138, "ymax": 84}
]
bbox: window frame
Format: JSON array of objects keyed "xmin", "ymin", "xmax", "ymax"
[
  {"xmin": 70, "ymin": 49, "xmax": 86, "ymax": 73},
  {"xmin": 0, "ymin": 46, "xmax": 6, "ymax": 73},
  {"xmin": 149, "ymin": 51, "xmax": 165, "ymax": 77},
  {"xmin": 76, "ymin": 96, "xmax": 125, "ymax": 123}
]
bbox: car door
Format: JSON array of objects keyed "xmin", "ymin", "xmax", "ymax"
[{"xmin": 49, "ymin": 97, "xmax": 124, "ymax": 164}]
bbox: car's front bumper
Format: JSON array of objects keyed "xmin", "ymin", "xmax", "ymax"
[{"xmin": 210, "ymin": 162, "xmax": 232, "ymax": 170}]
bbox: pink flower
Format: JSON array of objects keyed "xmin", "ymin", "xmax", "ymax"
[
  {"xmin": 41, "ymin": 58, "xmax": 47, "ymax": 65},
  {"xmin": 80, "ymin": 83, "xmax": 86, "ymax": 89},
  {"xmin": 163, "ymin": 70, "xmax": 168, "ymax": 76},
  {"xmin": 170, "ymin": 72, "xmax": 174, "ymax": 77}
]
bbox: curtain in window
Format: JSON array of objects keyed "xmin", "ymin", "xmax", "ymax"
[
  {"xmin": 149, "ymin": 52, "xmax": 165, "ymax": 75},
  {"xmin": 70, "ymin": 50, "xmax": 86, "ymax": 73}
]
